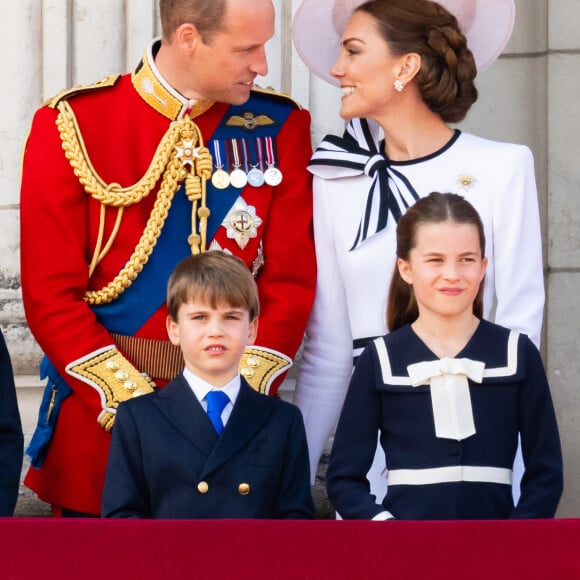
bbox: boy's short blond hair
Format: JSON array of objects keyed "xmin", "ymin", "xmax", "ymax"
[{"xmin": 167, "ymin": 251, "xmax": 260, "ymax": 322}]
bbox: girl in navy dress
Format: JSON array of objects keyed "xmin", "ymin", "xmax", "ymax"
[
  {"xmin": 326, "ymin": 192, "xmax": 563, "ymax": 519},
  {"xmin": 292, "ymin": 0, "xmax": 543, "ymax": 504}
]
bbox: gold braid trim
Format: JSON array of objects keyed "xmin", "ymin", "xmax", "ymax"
[
  {"xmin": 67, "ymin": 347, "xmax": 156, "ymax": 431},
  {"xmin": 239, "ymin": 347, "xmax": 293, "ymax": 395},
  {"xmin": 56, "ymin": 101, "xmax": 213, "ymax": 304},
  {"xmin": 57, "ymin": 100, "xmax": 185, "ymax": 206},
  {"xmin": 84, "ymin": 162, "xmax": 183, "ymax": 305}
]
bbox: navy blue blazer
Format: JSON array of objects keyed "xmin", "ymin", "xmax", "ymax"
[
  {"xmin": 102, "ymin": 374, "xmax": 314, "ymax": 519},
  {"xmin": 0, "ymin": 331, "xmax": 23, "ymax": 516}
]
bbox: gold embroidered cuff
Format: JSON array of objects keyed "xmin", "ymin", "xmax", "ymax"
[
  {"xmin": 67, "ymin": 347, "xmax": 156, "ymax": 430},
  {"xmin": 239, "ymin": 347, "xmax": 292, "ymax": 395}
]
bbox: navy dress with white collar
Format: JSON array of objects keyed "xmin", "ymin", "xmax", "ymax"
[{"xmin": 327, "ymin": 319, "xmax": 563, "ymax": 520}]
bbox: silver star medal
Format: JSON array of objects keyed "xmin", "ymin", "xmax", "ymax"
[{"xmin": 222, "ymin": 197, "xmax": 262, "ymax": 249}]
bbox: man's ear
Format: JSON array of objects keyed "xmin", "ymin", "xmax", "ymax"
[{"xmin": 174, "ymin": 22, "xmax": 202, "ymax": 53}]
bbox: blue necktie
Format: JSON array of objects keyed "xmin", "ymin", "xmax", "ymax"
[{"xmin": 206, "ymin": 391, "xmax": 229, "ymax": 435}]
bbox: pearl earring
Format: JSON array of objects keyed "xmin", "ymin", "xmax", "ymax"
[{"xmin": 394, "ymin": 79, "xmax": 404, "ymax": 93}]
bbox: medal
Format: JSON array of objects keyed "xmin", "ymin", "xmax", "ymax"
[
  {"xmin": 263, "ymin": 136, "xmax": 283, "ymax": 186},
  {"xmin": 247, "ymin": 137, "xmax": 265, "ymax": 187},
  {"xmin": 222, "ymin": 197, "xmax": 263, "ymax": 249},
  {"xmin": 229, "ymin": 139, "xmax": 248, "ymax": 189},
  {"xmin": 230, "ymin": 168, "xmax": 248, "ymax": 189},
  {"xmin": 212, "ymin": 169, "xmax": 231, "ymax": 190},
  {"xmin": 210, "ymin": 140, "xmax": 231, "ymax": 190},
  {"xmin": 247, "ymin": 167, "xmax": 265, "ymax": 187},
  {"xmin": 264, "ymin": 166, "xmax": 283, "ymax": 186}
]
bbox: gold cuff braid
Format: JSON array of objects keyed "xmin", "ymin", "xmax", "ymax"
[
  {"xmin": 68, "ymin": 348, "xmax": 156, "ymax": 431},
  {"xmin": 239, "ymin": 347, "xmax": 292, "ymax": 395}
]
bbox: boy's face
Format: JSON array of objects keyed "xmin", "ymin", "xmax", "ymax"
[{"xmin": 167, "ymin": 298, "xmax": 258, "ymax": 387}]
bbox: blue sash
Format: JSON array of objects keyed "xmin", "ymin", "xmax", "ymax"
[{"xmin": 92, "ymin": 94, "xmax": 293, "ymax": 335}]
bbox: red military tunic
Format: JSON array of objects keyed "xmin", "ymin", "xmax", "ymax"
[{"xmin": 20, "ymin": 41, "xmax": 315, "ymax": 514}]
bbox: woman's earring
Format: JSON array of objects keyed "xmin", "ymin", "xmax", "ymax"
[{"xmin": 394, "ymin": 79, "xmax": 404, "ymax": 93}]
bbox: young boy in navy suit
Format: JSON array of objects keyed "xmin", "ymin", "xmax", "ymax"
[{"xmin": 102, "ymin": 251, "xmax": 314, "ymax": 518}]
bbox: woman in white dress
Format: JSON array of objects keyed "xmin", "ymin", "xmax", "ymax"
[{"xmin": 291, "ymin": 0, "xmax": 543, "ymax": 502}]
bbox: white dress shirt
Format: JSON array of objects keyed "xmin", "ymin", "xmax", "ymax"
[{"xmin": 183, "ymin": 368, "xmax": 241, "ymax": 428}]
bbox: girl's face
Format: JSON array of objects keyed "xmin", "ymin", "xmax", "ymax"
[
  {"xmin": 330, "ymin": 10, "xmax": 406, "ymax": 121},
  {"xmin": 397, "ymin": 221, "xmax": 487, "ymax": 321}
]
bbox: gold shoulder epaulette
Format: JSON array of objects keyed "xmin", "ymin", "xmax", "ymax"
[
  {"xmin": 43, "ymin": 74, "xmax": 121, "ymax": 109},
  {"xmin": 239, "ymin": 346, "xmax": 292, "ymax": 395},
  {"xmin": 251, "ymin": 85, "xmax": 304, "ymax": 110}
]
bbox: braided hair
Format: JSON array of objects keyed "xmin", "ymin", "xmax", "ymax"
[{"xmin": 357, "ymin": 0, "xmax": 478, "ymax": 123}]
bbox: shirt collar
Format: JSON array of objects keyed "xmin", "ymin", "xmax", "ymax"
[
  {"xmin": 131, "ymin": 37, "xmax": 215, "ymax": 120},
  {"xmin": 183, "ymin": 367, "xmax": 241, "ymax": 406}
]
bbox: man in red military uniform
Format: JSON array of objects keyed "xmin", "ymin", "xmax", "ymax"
[{"xmin": 20, "ymin": 0, "xmax": 315, "ymax": 516}]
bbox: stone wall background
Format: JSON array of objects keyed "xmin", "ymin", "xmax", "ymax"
[{"xmin": 1, "ymin": 0, "xmax": 579, "ymax": 516}]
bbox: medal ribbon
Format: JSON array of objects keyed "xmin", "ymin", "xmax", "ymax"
[
  {"xmin": 212, "ymin": 139, "xmax": 225, "ymax": 169},
  {"xmin": 255, "ymin": 137, "xmax": 265, "ymax": 171},
  {"xmin": 264, "ymin": 136, "xmax": 277, "ymax": 168},
  {"xmin": 240, "ymin": 138, "xmax": 250, "ymax": 172},
  {"xmin": 231, "ymin": 138, "xmax": 242, "ymax": 169},
  {"xmin": 246, "ymin": 138, "xmax": 265, "ymax": 188}
]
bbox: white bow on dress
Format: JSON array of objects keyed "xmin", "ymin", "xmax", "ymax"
[{"xmin": 407, "ymin": 358, "xmax": 485, "ymax": 440}]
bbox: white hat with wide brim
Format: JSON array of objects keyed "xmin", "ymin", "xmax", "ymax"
[{"xmin": 292, "ymin": 0, "xmax": 515, "ymax": 86}]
